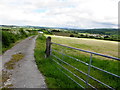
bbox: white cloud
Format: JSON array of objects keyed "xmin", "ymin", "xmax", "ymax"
[{"xmin": 0, "ymin": 0, "xmax": 119, "ymax": 28}]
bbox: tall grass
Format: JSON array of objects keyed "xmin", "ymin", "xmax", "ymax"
[{"xmin": 35, "ymin": 34, "xmax": 120, "ymax": 89}]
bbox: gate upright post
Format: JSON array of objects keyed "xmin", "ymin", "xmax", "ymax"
[{"xmin": 46, "ymin": 37, "xmax": 51, "ymax": 57}]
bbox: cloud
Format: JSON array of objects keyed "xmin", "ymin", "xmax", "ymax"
[{"xmin": 0, "ymin": 0, "xmax": 119, "ymax": 28}]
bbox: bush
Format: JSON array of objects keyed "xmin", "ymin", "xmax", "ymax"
[
  {"xmin": 70, "ymin": 34, "xmax": 74, "ymax": 37},
  {"xmin": 2, "ymin": 31, "xmax": 17, "ymax": 47},
  {"xmin": 2, "ymin": 29, "xmax": 32, "ymax": 48},
  {"xmin": 19, "ymin": 28, "xmax": 28, "ymax": 37}
]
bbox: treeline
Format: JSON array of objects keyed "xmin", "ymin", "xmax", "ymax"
[
  {"xmin": 38, "ymin": 28, "xmax": 119, "ymax": 41},
  {"xmin": 74, "ymin": 29, "xmax": 118, "ymax": 35},
  {"xmin": 2, "ymin": 28, "xmax": 38, "ymax": 52},
  {"xmin": 69, "ymin": 33, "xmax": 119, "ymax": 41}
]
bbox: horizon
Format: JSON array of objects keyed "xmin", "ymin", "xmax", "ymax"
[{"xmin": 0, "ymin": 24, "xmax": 118, "ymax": 30}]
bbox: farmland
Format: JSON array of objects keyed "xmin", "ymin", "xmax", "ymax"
[
  {"xmin": 49, "ymin": 28, "xmax": 120, "ymax": 41},
  {"xmin": 47, "ymin": 35, "xmax": 118, "ymax": 58},
  {"xmin": 35, "ymin": 34, "xmax": 119, "ymax": 89}
]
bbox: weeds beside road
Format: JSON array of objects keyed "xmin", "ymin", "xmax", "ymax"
[{"xmin": 34, "ymin": 34, "xmax": 79, "ymax": 88}]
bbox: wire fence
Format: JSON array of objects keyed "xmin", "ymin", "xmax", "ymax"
[{"xmin": 45, "ymin": 37, "xmax": 120, "ymax": 89}]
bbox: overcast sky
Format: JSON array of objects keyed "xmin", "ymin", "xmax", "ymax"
[{"xmin": 0, "ymin": 0, "xmax": 119, "ymax": 29}]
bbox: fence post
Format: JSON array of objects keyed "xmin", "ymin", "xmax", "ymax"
[{"xmin": 45, "ymin": 37, "xmax": 51, "ymax": 57}]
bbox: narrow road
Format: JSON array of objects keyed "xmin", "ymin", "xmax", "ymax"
[{"xmin": 2, "ymin": 36, "xmax": 47, "ymax": 88}]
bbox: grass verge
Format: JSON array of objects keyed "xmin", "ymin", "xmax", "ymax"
[{"xmin": 34, "ymin": 34, "xmax": 81, "ymax": 88}]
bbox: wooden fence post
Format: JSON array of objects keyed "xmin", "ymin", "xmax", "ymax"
[{"xmin": 45, "ymin": 37, "xmax": 51, "ymax": 57}]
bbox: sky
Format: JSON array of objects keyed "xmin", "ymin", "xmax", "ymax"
[{"xmin": 0, "ymin": 0, "xmax": 119, "ymax": 29}]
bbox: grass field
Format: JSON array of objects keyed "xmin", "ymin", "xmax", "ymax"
[
  {"xmin": 46, "ymin": 35, "xmax": 118, "ymax": 58},
  {"xmin": 35, "ymin": 34, "xmax": 120, "ymax": 89}
]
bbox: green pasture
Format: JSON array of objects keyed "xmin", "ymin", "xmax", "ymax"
[
  {"xmin": 35, "ymin": 34, "xmax": 119, "ymax": 89},
  {"xmin": 48, "ymin": 35, "xmax": 118, "ymax": 58}
]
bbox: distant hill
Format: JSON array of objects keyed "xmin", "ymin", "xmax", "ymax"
[
  {"xmin": 0, "ymin": 25, "xmax": 117, "ymax": 30},
  {"xmin": 0, "ymin": 25, "xmax": 118, "ymax": 34}
]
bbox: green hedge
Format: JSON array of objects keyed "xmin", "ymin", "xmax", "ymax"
[
  {"xmin": 2, "ymin": 31, "xmax": 17, "ymax": 48},
  {"xmin": 2, "ymin": 29, "xmax": 38, "ymax": 53}
]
